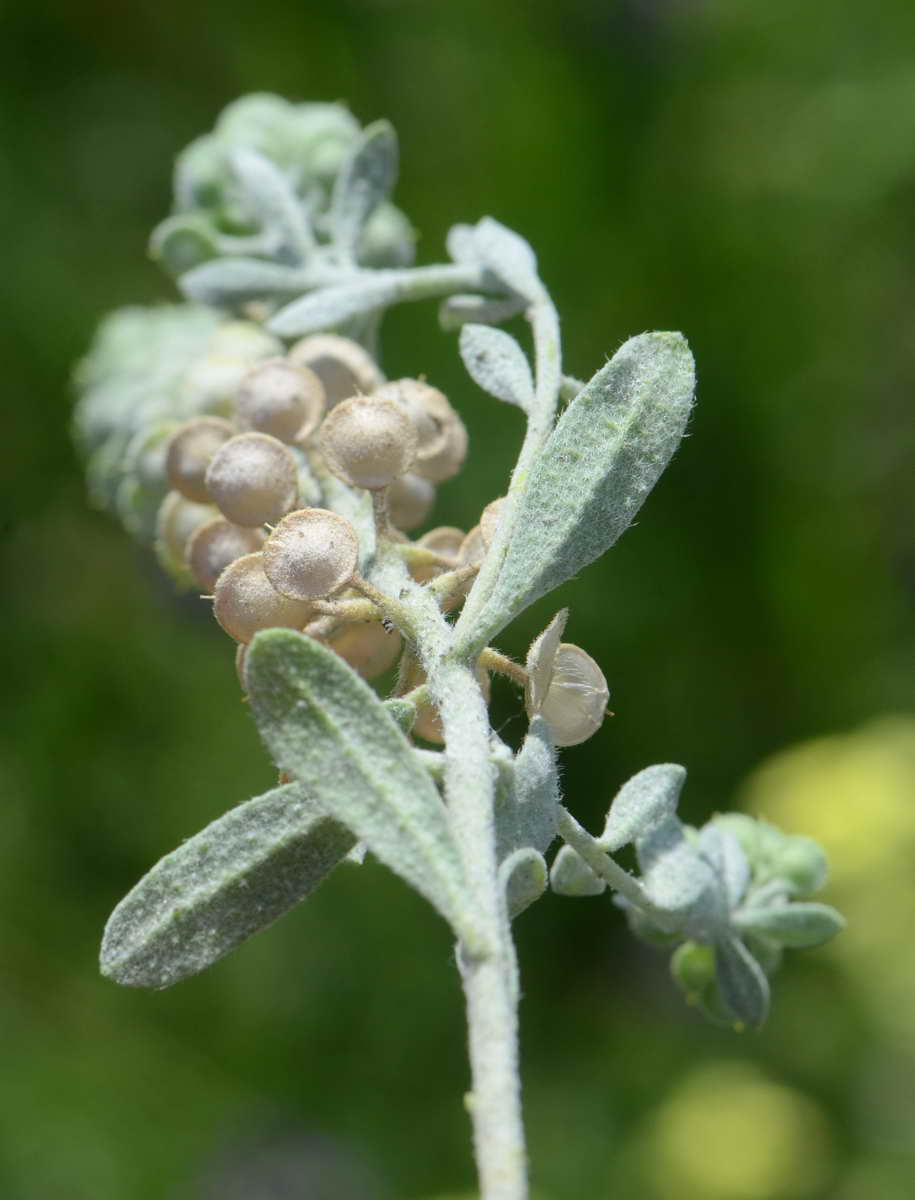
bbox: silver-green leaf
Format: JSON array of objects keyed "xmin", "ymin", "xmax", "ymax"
[
  {"xmin": 330, "ymin": 120, "xmax": 398, "ymax": 254},
  {"xmin": 246, "ymin": 629, "xmax": 477, "ymax": 942},
  {"xmin": 459, "ymin": 324, "xmax": 535, "ymax": 411},
  {"xmin": 733, "ymin": 902, "xmax": 845, "ymax": 948},
  {"xmin": 179, "ymin": 258, "xmax": 313, "ymax": 307},
  {"xmin": 550, "ymin": 845, "xmax": 606, "ymax": 896},
  {"xmin": 471, "ymin": 331, "xmax": 695, "ymax": 644},
  {"xmin": 230, "ymin": 147, "xmax": 314, "ymax": 260},
  {"xmin": 501, "ymin": 848, "xmax": 548, "ymax": 919},
  {"xmin": 600, "ymin": 763, "xmax": 686, "ymax": 852},
  {"xmin": 100, "ymin": 782, "xmax": 355, "ymax": 989},
  {"xmin": 715, "ymin": 935, "xmax": 770, "ymax": 1029}
]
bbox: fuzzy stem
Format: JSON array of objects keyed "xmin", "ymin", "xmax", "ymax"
[
  {"xmin": 557, "ymin": 807, "xmax": 681, "ymax": 932},
  {"xmin": 433, "ymin": 659, "xmax": 528, "ymax": 1200},
  {"xmin": 451, "ymin": 289, "xmax": 561, "ymax": 656}
]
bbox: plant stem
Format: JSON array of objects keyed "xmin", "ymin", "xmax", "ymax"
[
  {"xmin": 452, "ymin": 288, "xmax": 561, "ymax": 656},
  {"xmin": 434, "ymin": 659, "xmax": 528, "ymax": 1200}
]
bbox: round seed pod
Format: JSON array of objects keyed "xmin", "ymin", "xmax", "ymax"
[
  {"xmin": 213, "ymin": 552, "xmax": 314, "ymax": 643},
  {"xmin": 287, "ymin": 334, "xmax": 383, "ymax": 407},
  {"xmin": 156, "ymin": 491, "xmax": 219, "ymax": 578},
  {"xmin": 328, "ymin": 620, "xmax": 402, "ymax": 681},
  {"xmin": 480, "ymin": 496, "xmax": 506, "ymax": 549},
  {"xmin": 165, "ymin": 417, "xmax": 235, "ymax": 503},
  {"xmin": 388, "ymin": 472, "xmax": 436, "ymax": 531},
  {"xmin": 180, "ymin": 354, "xmax": 253, "ymax": 419},
  {"xmin": 412, "ymin": 665, "xmax": 491, "ymax": 745},
  {"xmin": 205, "ymin": 432, "xmax": 298, "ymax": 527},
  {"xmin": 411, "ymin": 525, "xmax": 464, "ymax": 583},
  {"xmin": 459, "ymin": 525, "xmax": 486, "ymax": 568},
  {"xmin": 186, "ymin": 518, "xmax": 265, "ymax": 591},
  {"xmin": 414, "ymin": 409, "xmax": 469, "ymax": 483},
  {"xmin": 263, "ymin": 508, "xmax": 359, "ymax": 600},
  {"xmin": 373, "ymin": 379, "xmax": 451, "ymax": 462},
  {"xmin": 235, "ymin": 642, "xmax": 249, "ymax": 691},
  {"xmin": 236, "ymin": 358, "xmax": 326, "ymax": 444},
  {"xmin": 530, "ymin": 643, "xmax": 609, "ymax": 747},
  {"xmin": 319, "ymin": 394, "xmax": 417, "ymax": 490}
]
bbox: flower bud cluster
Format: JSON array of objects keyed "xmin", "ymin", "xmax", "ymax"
[{"xmin": 151, "ymin": 94, "xmax": 415, "ymax": 280}]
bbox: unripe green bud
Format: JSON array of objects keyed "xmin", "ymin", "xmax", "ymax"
[
  {"xmin": 388, "ymin": 472, "xmax": 436, "ymax": 531},
  {"xmin": 179, "ymin": 354, "xmax": 254, "ymax": 419},
  {"xmin": 263, "ymin": 508, "xmax": 359, "ymax": 600},
  {"xmin": 319, "ymin": 394, "xmax": 417, "ymax": 490},
  {"xmin": 670, "ymin": 941, "xmax": 716, "ymax": 1001},
  {"xmin": 149, "ymin": 214, "xmax": 218, "ymax": 277},
  {"xmin": 207, "ymin": 321, "xmax": 283, "ymax": 363},
  {"xmin": 328, "ymin": 620, "xmax": 402, "ymax": 681},
  {"xmin": 236, "ymin": 358, "xmax": 326, "ymax": 443},
  {"xmin": 165, "ymin": 418, "xmax": 235, "ymax": 503},
  {"xmin": 373, "ymin": 379, "xmax": 452, "ymax": 462},
  {"xmin": 213, "ymin": 551, "xmax": 314, "ymax": 643},
  {"xmin": 205, "ymin": 432, "xmax": 298, "ymax": 527},
  {"xmin": 287, "ymin": 334, "xmax": 383, "ymax": 407},
  {"xmin": 186, "ymin": 518, "xmax": 265, "ymax": 591},
  {"xmin": 125, "ymin": 422, "xmax": 180, "ymax": 493},
  {"xmin": 526, "ymin": 642, "xmax": 609, "ymax": 747},
  {"xmin": 772, "ymin": 835, "xmax": 829, "ymax": 896}
]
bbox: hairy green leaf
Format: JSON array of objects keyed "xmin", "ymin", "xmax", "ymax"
[
  {"xmin": 501, "ymin": 848, "xmax": 548, "ymax": 919},
  {"xmin": 714, "ymin": 936, "xmax": 770, "ymax": 1029},
  {"xmin": 180, "ymin": 258, "xmax": 313, "ymax": 306},
  {"xmin": 230, "ymin": 147, "xmax": 314, "ymax": 260},
  {"xmin": 459, "ymin": 324, "xmax": 535, "ymax": 411},
  {"xmin": 100, "ymin": 782, "xmax": 355, "ymax": 989},
  {"xmin": 472, "ymin": 332, "xmax": 695, "ymax": 644},
  {"xmin": 550, "ymin": 845, "xmax": 606, "ymax": 896},
  {"xmin": 246, "ymin": 629, "xmax": 476, "ymax": 941},
  {"xmin": 600, "ymin": 763, "xmax": 686, "ymax": 852},
  {"xmin": 331, "ymin": 120, "xmax": 398, "ymax": 254},
  {"xmin": 733, "ymin": 902, "xmax": 845, "ymax": 948}
]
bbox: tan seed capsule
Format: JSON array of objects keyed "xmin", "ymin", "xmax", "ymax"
[
  {"xmin": 459, "ymin": 525, "xmax": 486, "ymax": 568},
  {"xmin": 205, "ymin": 432, "xmax": 298, "ymax": 527},
  {"xmin": 165, "ymin": 417, "xmax": 235, "ymax": 503},
  {"xmin": 410, "ymin": 664, "xmax": 491, "ymax": 744},
  {"xmin": 287, "ymin": 334, "xmax": 384, "ymax": 406},
  {"xmin": 213, "ymin": 551, "xmax": 314, "ymax": 643},
  {"xmin": 480, "ymin": 496, "xmax": 506, "ymax": 549},
  {"xmin": 319, "ymin": 394, "xmax": 417, "ymax": 490},
  {"xmin": 388, "ymin": 472, "xmax": 436, "ymax": 531},
  {"xmin": 530, "ymin": 643, "xmax": 609, "ymax": 747},
  {"xmin": 156, "ymin": 491, "xmax": 220, "ymax": 578},
  {"xmin": 328, "ymin": 621, "xmax": 402, "ymax": 681},
  {"xmin": 414, "ymin": 410, "xmax": 469, "ymax": 483},
  {"xmin": 410, "ymin": 526, "xmax": 465, "ymax": 583},
  {"xmin": 373, "ymin": 379, "xmax": 452, "ymax": 461},
  {"xmin": 236, "ymin": 358, "xmax": 326, "ymax": 444},
  {"xmin": 263, "ymin": 508, "xmax": 359, "ymax": 600},
  {"xmin": 186, "ymin": 518, "xmax": 265, "ymax": 591},
  {"xmin": 235, "ymin": 642, "xmax": 249, "ymax": 691}
]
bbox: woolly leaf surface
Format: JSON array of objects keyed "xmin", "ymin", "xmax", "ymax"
[
  {"xmin": 246, "ymin": 629, "xmax": 473, "ymax": 938},
  {"xmin": 100, "ymin": 782, "xmax": 354, "ymax": 989}
]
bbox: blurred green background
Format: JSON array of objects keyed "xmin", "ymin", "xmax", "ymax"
[{"xmin": 3, "ymin": 0, "xmax": 915, "ymax": 1196}]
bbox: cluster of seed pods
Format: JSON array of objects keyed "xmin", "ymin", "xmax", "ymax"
[{"xmin": 155, "ymin": 333, "xmax": 608, "ymax": 747}]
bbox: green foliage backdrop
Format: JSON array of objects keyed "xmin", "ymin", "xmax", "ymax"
[{"xmin": 2, "ymin": 1, "xmax": 914, "ymax": 1196}]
